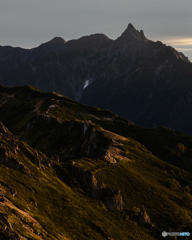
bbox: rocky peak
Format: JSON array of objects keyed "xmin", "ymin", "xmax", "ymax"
[
  {"xmin": 127, "ymin": 23, "xmax": 137, "ymax": 32},
  {"xmin": 118, "ymin": 23, "xmax": 149, "ymax": 43}
]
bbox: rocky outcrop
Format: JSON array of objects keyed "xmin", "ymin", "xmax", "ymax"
[
  {"xmin": 137, "ymin": 205, "xmax": 151, "ymax": 224},
  {"xmin": 0, "ymin": 212, "xmax": 12, "ymax": 228},
  {"xmin": 0, "ymin": 122, "xmax": 17, "ymax": 140},
  {"xmin": 29, "ymin": 148, "xmax": 52, "ymax": 168},
  {"xmin": 81, "ymin": 120, "xmax": 99, "ymax": 155},
  {"xmin": 103, "ymin": 150, "xmax": 117, "ymax": 164},
  {"xmin": 73, "ymin": 166, "xmax": 123, "ymax": 210},
  {"xmin": 137, "ymin": 205, "xmax": 165, "ymax": 238},
  {"xmin": 26, "ymin": 114, "xmax": 62, "ymax": 130},
  {"xmin": 0, "ymin": 147, "xmax": 31, "ymax": 177},
  {"xmin": 0, "ymin": 122, "xmax": 32, "ymax": 177},
  {"xmin": 137, "ymin": 206, "xmax": 177, "ymax": 239},
  {"xmin": 102, "ymin": 188, "xmax": 122, "ymax": 210},
  {"xmin": 81, "ymin": 120, "xmax": 94, "ymax": 136},
  {"xmin": 0, "ymin": 121, "xmax": 52, "ymax": 176}
]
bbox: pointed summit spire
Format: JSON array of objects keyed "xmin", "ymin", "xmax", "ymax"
[
  {"xmin": 118, "ymin": 23, "xmax": 149, "ymax": 43},
  {"xmin": 127, "ymin": 23, "xmax": 137, "ymax": 31}
]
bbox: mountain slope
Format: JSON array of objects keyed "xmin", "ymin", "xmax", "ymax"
[
  {"xmin": 0, "ymin": 85, "xmax": 192, "ymax": 239},
  {"xmin": 81, "ymin": 45, "xmax": 192, "ymax": 135}
]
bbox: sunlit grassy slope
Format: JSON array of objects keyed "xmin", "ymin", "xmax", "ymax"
[{"xmin": 0, "ymin": 84, "xmax": 192, "ymax": 239}]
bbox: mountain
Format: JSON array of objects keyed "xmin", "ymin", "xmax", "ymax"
[
  {"xmin": 0, "ymin": 24, "xmax": 192, "ymax": 136},
  {"xmin": 0, "ymin": 85, "xmax": 192, "ymax": 239},
  {"xmin": 0, "ymin": 37, "xmax": 66, "ymax": 71}
]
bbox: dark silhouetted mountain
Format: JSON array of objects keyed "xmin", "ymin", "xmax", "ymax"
[
  {"xmin": 0, "ymin": 37, "xmax": 66, "ymax": 71},
  {"xmin": 0, "ymin": 24, "xmax": 192, "ymax": 136}
]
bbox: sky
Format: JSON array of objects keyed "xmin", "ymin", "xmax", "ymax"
[{"xmin": 0, "ymin": 0, "xmax": 192, "ymax": 61}]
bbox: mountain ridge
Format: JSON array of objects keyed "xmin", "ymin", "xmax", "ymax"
[{"xmin": 0, "ymin": 23, "xmax": 192, "ymax": 136}]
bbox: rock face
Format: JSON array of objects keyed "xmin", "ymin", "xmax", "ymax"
[{"xmin": 73, "ymin": 166, "xmax": 123, "ymax": 210}]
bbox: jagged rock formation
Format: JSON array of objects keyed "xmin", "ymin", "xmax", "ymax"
[
  {"xmin": 73, "ymin": 166, "xmax": 123, "ymax": 210},
  {"xmin": 117, "ymin": 23, "xmax": 150, "ymax": 44}
]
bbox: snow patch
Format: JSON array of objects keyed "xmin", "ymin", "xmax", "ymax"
[{"xmin": 83, "ymin": 80, "xmax": 89, "ymax": 89}]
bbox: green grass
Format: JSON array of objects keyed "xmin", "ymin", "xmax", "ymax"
[{"xmin": 1, "ymin": 85, "xmax": 192, "ymax": 239}]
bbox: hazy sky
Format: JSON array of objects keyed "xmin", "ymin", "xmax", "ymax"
[{"xmin": 1, "ymin": 0, "xmax": 192, "ymax": 61}]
